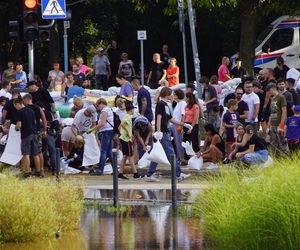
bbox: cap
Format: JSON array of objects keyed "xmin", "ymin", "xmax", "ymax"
[
  {"xmin": 26, "ymin": 81, "xmax": 37, "ymax": 87},
  {"xmin": 125, "ymin": 102, "xmax": 136, "ymax": 111},
  {"xmin": 266, "ymin": 83, "xmax": 277, "ymax": 91},
  {"xmin": 294, "ymin": 105, "xmax": 300, "ymax": 113},
  {"xmin": 97, "ymin": 47, "xmax": 104, "ymax": 52},
  {"xmin": 186, "ymin": 83, "xmax": 195, "ymax": 90},
  {"xmin": 86, "ymin": 105, "xmax": 97, "ymax": 115},
  {"xmin": 286, "ymin": 78, "xmax": 295, "ymax": 85}
]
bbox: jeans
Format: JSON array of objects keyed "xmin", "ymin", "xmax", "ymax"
[
  {"xmin": 269, "ymin": 126, "xmax": 289, "ymax": 156},
  {"xmin": 46, "ymin": 134, "xmax": 56, "ymax": 171},
  {"xmin": 97, "ymin": 130, "xmax": 114, "ymax": 173},
  {"xmin": 170, "ymin": 124, "xmax": 184, "ymax": 161},
  {"xmin": 241, "ymin": 149, "xmax": 268, "ymax": 165},
  {"xmin": 147, "ymin": 133, "xmax": 182, "ymax": 177},
  {"xmin": 95, "ymin": 74, "xmax": 108, "ymax": 90}
]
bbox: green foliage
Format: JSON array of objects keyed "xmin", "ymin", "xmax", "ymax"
[
  {"xmin": 0, "ymin": 176, "xmax": 83, "ymax": 243},
  {"xmin": 190, "ymin": 155, "xmax": 300, "ymax": 250}
]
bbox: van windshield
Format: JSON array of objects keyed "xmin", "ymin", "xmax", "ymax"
[{"xmin": 255, "ymin": 26, "xmax": 273, "ymax": 47}]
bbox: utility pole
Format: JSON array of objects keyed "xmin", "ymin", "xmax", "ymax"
[
  {"xmin": 178, "ymin": 0, "xmax": 188, "ymax": 84},
  {"xmin": 186, "ymin": 0, "xmax": 202, "ymax": 98}
]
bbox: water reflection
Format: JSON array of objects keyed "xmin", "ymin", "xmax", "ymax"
[{"xmin": 0, "ymin": 206, "xmax": 203, "ymax": 250}]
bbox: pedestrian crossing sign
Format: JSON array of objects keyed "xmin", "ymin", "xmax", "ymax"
[{"xmin": 42, "ymin": 0, "xmax": 66, "ymax": 19}]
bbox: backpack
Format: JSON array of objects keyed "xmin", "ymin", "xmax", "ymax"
[{"xmin": 107, "ymin": 110, "xmax": 121, "ymax": 135}]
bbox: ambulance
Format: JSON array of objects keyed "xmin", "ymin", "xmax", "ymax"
[{"xmin": 231, "ymin": 16, "xmax": 300, "ymax": 71}]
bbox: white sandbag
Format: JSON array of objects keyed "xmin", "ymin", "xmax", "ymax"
[
  {"xmin": 181, "ymin": 141, "xmax": 195, "ymax": 156},
  {"xmin": 63, "ymin": 166, "xmax": 81, "ymax": 174},
  {"xmin": 260, "ymin": 155, "xmax": 273, "ymax": 168},
  {"xmin": 82, "ymin": 133, "xmax": 100, "ymax": 166},
  {"xmin": 103, "ymin": 164, "xmax": 113, "ymax": 174},
  {"xmin": 188, "ymin": 156, "xmax": 203, "ymax": 170},
  {"xmin": 50, "ymin": 91, "xmax": 63, "ymax": 101},
  {"xmin": 286, "ymin": 68, "xmax": 300, "ymax": 82},
  {"xmin": 138, "ymin": 151, "xmax": 151, "ymax": 169},
  {"xmin": 60, "ymin": 158, "xmax": 68, "ymax": 172},
  {"xmin": 147, "ymin": 141, "xmax": 170, "ymax": 166}
]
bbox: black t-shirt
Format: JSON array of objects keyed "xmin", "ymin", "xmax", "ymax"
[
  {"xmin": 274, "ymin": 65, "xmax": 289, "ymax": 80},
  {"xmin": 15, "ymin": 106, "xmax": 36, "ymax": 139},
  {"xmin": 249, "ymin": 134, "xmax": 266, "ymax": 151},
  {"xmin": 160, "ymin": 53, "xmax": 170, "ymax": 69},
  {"xmin": 137, "ymin": 87, "xmax": 153, "ymax": 122},
  {"xmin": 230, "ymin": 66, "xmax": 247, "ymax": 78},
  {"xmin": 73, "ymin": 72, "xmax": 86, "ymax": 86},
  {"xmin": 3, "ymin": 99, "xmax": 18, "ymax": 124},
  {"xmin": 237, "ymin": 100, "xmax": 249, "ymax": 124},
  {"xmin": 107, "ymin": 47, "xmax": 121, "ymax": 71},
  {"xmin": 155, "ymin": 100, "xmax": 171, "ymax": 133},
  {"xmin": 27, "ymin": 104, "xmax": 42, "ymax": 132},
  {"xmin": 31, "ymin": 87, "xmax": 54, "ymax": 112},
  {"xmin": 288, "ymin": 89, "xmax": 298, "ymax": 105},
  {"xmin": 149, "ymin": 62, "xmax": 165, "ymax": 89}
]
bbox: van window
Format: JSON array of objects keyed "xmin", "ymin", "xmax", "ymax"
[{"xmin": 262, "ymin": 28, "xmax": 294, "ymax": 52}]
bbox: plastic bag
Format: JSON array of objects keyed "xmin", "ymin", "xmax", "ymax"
[
  {"xmin": 82, "ymin": 133, "xmax": 100, "ymax": 166},
  {"xmin": 182, "ymin": 141, "xmax": 195, "ymax": 156},
  {"xmin": 147, "ymin": 141, "xmax": 170, "ymax": 166},
  {"xmin": 138, "ymin": 151, "xmax": 151, "ymax": 169},
  {"xmin": 188, "ymin": 156, "xmax": 203, "ymax": 170},
  {"xmin": 261, "ymin": 155, "xmax": 273, "ymax": 168}
]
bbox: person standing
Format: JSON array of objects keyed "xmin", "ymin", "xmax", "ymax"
[
  {"xmin": 266, "ymin": 83, "xmax": 289, "ymax": 156},
  {"xmin": 2, "ymin": 89, "xmax": 20, "ymax": 125},
  {"xmin": 285, "ymin": 105, "xmax": 300, "ymax": 153},
  {"xmin": 277, "ymin": 78, "xmax": 294, "ymax": 117},
  {"xmin": 2, "ymin": 62, "xmax": 16, "ymax": 83},
  {"xmin": 10, "ymin": 64, "xmax": 27, "ymax": 89},
  {"xmin": 147, "ymin": 53, "xmax": 166, "ymax": 89},
  {"xmin": 234, "ymin": 87, "xmax": 249, "ymax": 125},
  {"xmin": 145, "ymin": 87, "xmax": 191, "ymax": 182},
  {"xmin": 116, "ymin": 74, "xmax": 134, "ymax": 98},
  {"xmin": 47, "ymin": 62, "xmax": 64, "ymax": 91},
  {"xmin": 14, "ymin": 98, "xmax": 41, "ymax": 178},
  {"xmin": 286, "ymin": 78, "xmax": 299, "ymax": 106},
  {"xmin": 160, "ymin": 44, "xmax": 171, "ymax": 68},
  {"xmin": 241, "ymin": 80, "xmax": 260, "ymax": 131},
  {"xmin": 72, "ymin": 64, "xmax": 86, "ymax": 87},
  {"xmin": 132, "ymin": 78, "xmax": 153, "ymax": 122},
  {"xmin": 118, "ymin": 52, "xmax": 135, "ymax": 82},
  {"xmin": 230, "ymin": 58, "xmax": 247, "ymax": 78},
  {"xmin": 0, "ymin": 81, "xmax": 12, "ymax": 100},
  {"xmin": 106, "ymin": 40, "xmax": 121, "ymax": 87},
  {"xmin": 92, "ymin": 48, "xmax": 111, "ymax": 90},
  {"xmin": 76, "ymin": 57, "xmax": 93, "ymax": 76},
  {"xmin": 166, "ymin": 58, "xmax": 179, "ymax": 87},
  {"xmin": 218, "ymin": 56, "xmax": 231, "ymax": 83},
  {"xmin": 274, "ymin": 56, "xmax": 289, "ymax": 80}
]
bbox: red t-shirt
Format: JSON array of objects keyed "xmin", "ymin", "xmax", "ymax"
[
  {"xmin": 218, "ymin": 64, "xmax": 230, "ymax": 82},
  {"xmin": 167, "ymin": 66, "xmax": 179, "ymax": 87},
  {"xmin": 184, "ymin": 104, "xmax": 200, "ymax": 123}
]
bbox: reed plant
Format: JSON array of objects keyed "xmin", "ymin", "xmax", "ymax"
[
  {"xmin": 0, "ymin": 176, "xmax": 83, "ymax": 243},
  {"xmin": 191, "ymin": 155, "xmax": 300, "ymax": 250}
]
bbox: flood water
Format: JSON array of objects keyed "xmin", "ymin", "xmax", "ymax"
[{"xmin": 0, "ymin": 205, "xmax": 203, "ymax": 250}]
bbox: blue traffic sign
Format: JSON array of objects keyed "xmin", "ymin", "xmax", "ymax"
[{"xmin": 42, "ymin": 0, "xmax": 66, "ymax": 19}]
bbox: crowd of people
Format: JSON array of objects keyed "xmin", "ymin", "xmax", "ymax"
[{"xmin": 0, "ymin": 42, "xmax": 300, "ymax": 181}]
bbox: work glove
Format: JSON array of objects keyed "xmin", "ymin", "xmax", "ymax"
[
  {"xmin": 183, "ymin": 123, "xmax": 193, "ymax": 132},
  {"xmin": 153, "ymin": 131, "xmax": 163, "ymax": 140}
]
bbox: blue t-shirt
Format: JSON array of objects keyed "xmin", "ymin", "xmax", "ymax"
[
  {"xmin": 15, "ymin": 71, "xmax": 27, "ymax": 89},
  {"xmin": 222, "ymin": 111, "xmax": 239, "ymax": 141},
  {"xmin": 66, "ymin": 86, "xmax": 85, "ymax": 102},
  {"xmin": 120, "ymin": 81, "xmax": 134, "ymax": 97},
  {"xmin": 286, "ymin": 116, "xmax": 300, "ymax": 140},
  {"xmin": 137, "ymin": 87, "xmax": 153, "ymax": 122}
]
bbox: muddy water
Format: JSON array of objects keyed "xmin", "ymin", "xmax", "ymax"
[{"xmin": 0, "ymin": 205, "xmax": 203, "ymax": 250}]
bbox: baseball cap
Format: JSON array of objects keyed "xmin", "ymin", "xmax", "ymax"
[
  {"xmin": 86, "ymin": 105, "xmax": 97, "ymax": 115},
  {"xmin": 97, "ymin": 47, "xmax": 104, "ymax": 52},
  {"xmin": 294, "ymin": 105, "xmax": 300, "ymax": 113},
  {"xmin": 125, "ymin": 102, "xmax": 136, "ymax": 111},
  {"xmin": 265, "ymin": 83, "xmax": 277, "ymax": 91}
]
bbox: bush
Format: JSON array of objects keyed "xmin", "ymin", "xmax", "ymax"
[
  {"xmin": 191, "ymin": 155, "xmax": 300, "ymax": 250},
  {"xmin": 0, "ymin": 176, "xmax": 83, "ymax": 243}
]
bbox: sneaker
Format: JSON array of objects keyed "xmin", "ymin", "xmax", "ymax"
[
  {"xmin": 23, "ymin": 172, "xmax": 32, "ymax": 179},
  {"xmin": 90, "ymin": 171, "xmax": 103, "ymax": 176},
  {"xmin": 206, "ymin": 163, "xmax": 218, "ymax": 170},
  {"xmin": 145, "ymin": 174, "xmax": 160, "ymax": 182},
  {"xmin": 118, "ymin": 173, "xmax": 129, "ymax": 180},
  {"xmin": 177, "ymin": 173, "xmax": 191, "ymax": 182},
  {"xmin": 35, "ymin": 171, "xmax": 44, "ymax": 178},
  {"xmin": 133, "ymin": 173, "xmax": 143, "ymax": 180}
]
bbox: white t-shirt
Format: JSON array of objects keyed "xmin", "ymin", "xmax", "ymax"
[
  {"xmin": 119, "ymin": 60, "xmax": 134, "ymax": 78},
  {"xmin": 115, "ymin": 108, "xmax": 126, "ymax": 121},
  {"xmin": 98, "ymin": 106, "xmax": 114, "ymax": 132},
  {"xmin": 241, "ymin": 92, "xmax": 260, "ymax": 122},
  {"xmin": 48, "ymin": 70, "xmax": 64, "ymax": 90},
  {"xmin": 0, "ymin": 89, "xmax": 12, "ymax": 100},
  {"xmin": 172, "ymin": 100, "xmax": 186, "ymax": 123},
  {"xmin": 73, "ymin": 109, "xmax": 96, "ymax": 133},
  {"xmin": 62, "ymin": 117, "xmax": 74, "ymax": 127}
]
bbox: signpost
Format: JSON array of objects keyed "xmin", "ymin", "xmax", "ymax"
[
  {"xmin": 64, "ymin": 20, "xmax": 70, "ymax": 72},
  {"xmin": 42, "ymin": 0, "xmax": 66, "ymax": 19},
  {"xmin": 137, "ymin": 30, "xmax": 147, "ymax": 86}
]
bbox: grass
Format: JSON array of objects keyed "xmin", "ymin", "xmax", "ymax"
[
  {"xmin": 189, "ymin": 154, "xmax": 300, "ymax": 250},
  {"xmin": 0, "ymin": 175, "xmax": 83, "ymax": 243}
]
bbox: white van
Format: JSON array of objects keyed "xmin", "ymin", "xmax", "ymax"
[{"xmin": 231, "ymin": 16, "xmax": 300, "ymax": 71}]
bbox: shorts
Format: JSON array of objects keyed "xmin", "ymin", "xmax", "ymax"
[
  {"xmin": 21, "ymin": 134, "xmax": 40, "ymax": 156},
  {"xmin": 61, "ymin": 126, "xmax": 76, "ymax": 143},
  {"xmin": 36, "ymin": 132, "xmax": 43, "ymax": 152},
  {"xmin": 120, "ymin": 139, "xmax": 133, "ymax": 156}
]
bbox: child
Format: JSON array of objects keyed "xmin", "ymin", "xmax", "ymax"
[
  {"xmin": 115, "ymin": 98, "xmax": 127, "ymax": 121},
  {"xmin": 154, "ymin": 80, "xmax": 168, "ymax": 103},
  {"xmin": 118, "ymin": 102, "xmax": 142, "ymax": 180},
  {"xmin": 228, "ymin": 123, "xmax": 246, "ymax": 161},
  {"xmin": 285, "ymin": 105, "xmax": 300, "ymax": 153},
  {"xmin": 222, "ymin": 99, "xmax": 239, "ymax": 159}
]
